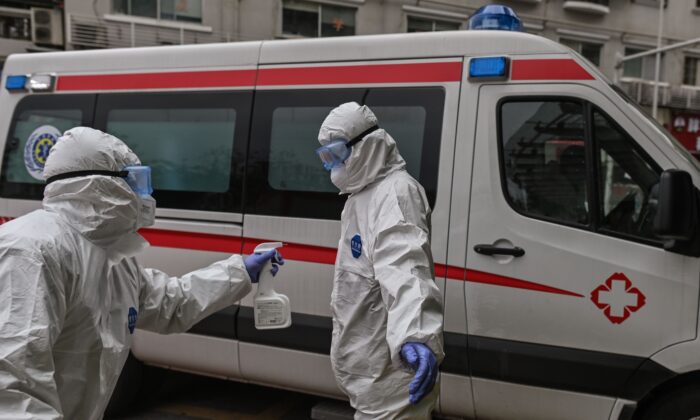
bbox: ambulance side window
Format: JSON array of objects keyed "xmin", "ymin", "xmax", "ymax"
[
  {"xmin": 94, "ymin": 91, "xmax": 251, "ymax": 213},
  {"xmin": 0, "ymin": 94, "xmax": 95, "ymax": 200},
  {"xmin": 499, "ymin": 98, "xmax": 663, "ymax": 244},
  {"xmin": 246, "ymin": 87, "xmax": 444, "ymax": 220},
  {"xmin": 499, "ymin": 100, "xmax": 590, "ymax": 226},
  {"xmin": 594, "ymin": 109, "xmax": 661, "ymax": 241}
]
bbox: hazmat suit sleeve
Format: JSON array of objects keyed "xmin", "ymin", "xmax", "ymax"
[
  {"xmin": 372, "ymin": 181, "xmax": 445, "ymax": 369},
  {"xmin": 0, "ymin": 253, "xmax": 66, "ymax": 419},
  {"xmin": 136, "ymin": 254, "xmax": 252, "ymax": 334}
]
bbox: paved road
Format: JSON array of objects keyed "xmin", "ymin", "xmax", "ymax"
[{"xmin": 108, "ymin": 368, "xmax": 342, "ymax": 420}]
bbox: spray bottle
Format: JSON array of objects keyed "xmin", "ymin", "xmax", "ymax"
[{"xmin": 253, "ymin": 242, "xmax": 292, "ymax": 330}]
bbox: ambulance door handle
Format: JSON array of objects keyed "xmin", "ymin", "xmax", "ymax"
[{"xmin": 474, "ymin": 244, "xmax": 525, "ymax": 257}]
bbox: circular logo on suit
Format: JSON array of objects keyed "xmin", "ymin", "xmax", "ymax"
[
  {"xmin": 351, "ymin": 234, "xmax": 362, "ymax": 258},
  {"xmin": 128, "ymin": 307, "xmax": 138, "ymax": 334}
]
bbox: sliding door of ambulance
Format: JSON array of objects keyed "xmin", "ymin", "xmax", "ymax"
[
  {"xmin": 94, "ymin": 90, "xmax": 252, "ymax": 379},
  {"xmin": 466, "ymin": 84, "xmax": 699, "ymax": 419},
  {"xmin": 239, "ymin": 83, "xmax": 453, "ymax": 398}
]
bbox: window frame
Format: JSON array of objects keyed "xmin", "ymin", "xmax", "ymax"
[
  {"xmin": 280, "ymin": 0, "xmax": 356, "ymax": 38},
  {"xmin": 245, "ymin": 87, "xmax": 445, "ymax": 220},
  {"xmin": 406, "ymin": 15, "xmax": 462, "ymax": 32},
  {"xmin": 0, "ymin": 12, "xmax": 31, "ymax": 41},
  {"xmin": 683, "ymin": 56, "xmax": 699, "ymax": 86},
  {"xmin": 93, "ymin": 90, "xmax": 251, "ymax": 214},
  {"xmin": 590, "ymin": 105, "xmax": 664, "ymax": 246},
  {"xmin": 558, "ymin": 38, "xmax": 603, "ymax": 67},
  {"xmin": 113, "ymin": 0, "xmax": 203, "ymax": 23},
  {"xmin": 0, "ymin": 94, "xmax": 96, "ymax": 200},
  {"xmin": 622, "ymin": 46, "xmax": 665, "ymax": 80},
  {"xmin": 496, "ymin": 95, "xmax": 664, "ymax": 247}
]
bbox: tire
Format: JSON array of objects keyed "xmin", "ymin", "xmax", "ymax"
[{"xmin": 635, "ymin": 383, "xmax": 700, "ymax": 420}]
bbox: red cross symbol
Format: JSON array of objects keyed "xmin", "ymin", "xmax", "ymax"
[{"xmin": 590, "ymin": 272, "xmax": 646, "ymax": 324}]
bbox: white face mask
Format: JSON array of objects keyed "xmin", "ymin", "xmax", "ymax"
[
  {"xmin": 330, "ymin": 165, "xmax": 350, "ymax": 192},
  {"xmin": 136, "ymin": 195, "xmax": 156, "ymax": 229}
]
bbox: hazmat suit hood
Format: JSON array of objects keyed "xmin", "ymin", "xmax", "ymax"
[
  {"xmin": 42, "ymin": 127, "xmax": 143, "ymax": 252},
  {"xmin": 318, "ymin": 102, "xmax": 406, "ymax": 194}
]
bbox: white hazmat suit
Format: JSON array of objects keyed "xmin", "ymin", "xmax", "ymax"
[
  {"xmin": 319, "ymin": 103, "xmax": 445, "ymax": 419},
  {"xmin": 0, "ymin": 127, "xmax": 253, "ymax": 419}
]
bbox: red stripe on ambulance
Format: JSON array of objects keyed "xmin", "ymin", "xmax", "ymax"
[
  {"xmin": 465, "ymin": 269, "xmax": 584, "ymax": 298},
  {"xmin": 511, "ymin": 59, "xmax": 594, "ymax": 81},
  {"xmin": 140, "ymin": 228, "xmax": 245, "ymax": 254},
  {"xmin": 140, "ymin": 227, "xmax": 582, "ymax": 296},
  {"xmin": 53, "ymin": 59, "xmax": 592, "ymax": 91},
  {"xmin": 54, "ymin": 61, "xmax": 462, "ymax": 91},
  {"xmin": 242, "ymin": 237, "xmax": 338, "ymax": 265},
  {"xmin": 256, "ymin": 61, "xmax": 463, "ymax": 85},
  {"xmin": 56, "ymin": 69, "xmax": 258, "ymax": 91},
  {"xmin": 0, "ymin": 219, "xmax": 582, "ymax": 296}
]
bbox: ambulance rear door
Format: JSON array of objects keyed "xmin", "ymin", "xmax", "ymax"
[{"xmin": 0, "ymin": 92, "xmax": 95, "ymax": 218}]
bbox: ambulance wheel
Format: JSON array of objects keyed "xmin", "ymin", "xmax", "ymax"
[{"xmin": 634, "ymin": 383, "xmax": 700, "ymax": 420}]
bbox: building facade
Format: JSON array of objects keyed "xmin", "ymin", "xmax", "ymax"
[{"xmin": 1, "ymin": 0, "xmax": 700, "ymax": 150}]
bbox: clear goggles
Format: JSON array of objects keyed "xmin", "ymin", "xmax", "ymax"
[
  {"xmin": 45, "ymin": 165, "xmax": 153, "ymax": 197},
  {"xmin": 123, "ymin": 166, "xmax": 153, "ymax": 197},
  {"xmin": 315, "ymin": 125, "xmax": 379, "ymax": 171}
]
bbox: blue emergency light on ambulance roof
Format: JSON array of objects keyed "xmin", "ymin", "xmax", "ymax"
[
  {"xmin": 468, "ymin": 5, "xmax": 523, "ymax": 32},
  {"xmin": 5, "ymin": 75, "xmax": 27, "ymax": 91},
  {"xmin": 469, "ymin": 57, "xmax": 509, "ymax": 80}
]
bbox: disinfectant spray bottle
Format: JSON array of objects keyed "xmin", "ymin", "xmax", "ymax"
[{"xmin": 253, "ymin": 242, "xmax": 291, "ymax": 330}]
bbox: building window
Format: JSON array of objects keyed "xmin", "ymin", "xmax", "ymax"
[
  {"xmin": 684, "ymin": 56, "xmax": 699, "ymax": 86},
  {"xmin": 559, "ymin": 38, "xmax": 602, "ymax": 67},
  {"xmin": 113, "ymin": 0, "xmax": 202, "ymax": 23},
  {"xmin": 0, "ymin": 14, "xmax": 30, "ymax": 41},
  {"xmin": 623, "ymin": 47, "xmax": 663, "ymax": 80},
  {"xmin": 282, "ymin": 0, "xmax": 355, "ymax": 38},
  {"xmin": 407, "ymin": 16, "xmax": 461, "ymax": 32}
]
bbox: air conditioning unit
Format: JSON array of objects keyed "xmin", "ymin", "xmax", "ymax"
[{"xmin": 31, "ymin": 7, "xmax": 64, "ymax": 47}]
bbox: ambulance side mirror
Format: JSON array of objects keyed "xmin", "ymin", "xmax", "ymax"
[{"xmin": 653, "ymin": 170, "xmax": 697, "ymax": 244}]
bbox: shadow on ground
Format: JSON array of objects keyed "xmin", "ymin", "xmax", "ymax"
[{"xmin": 108, "ymin": 368, "xmax": 336, "ymax": 420}]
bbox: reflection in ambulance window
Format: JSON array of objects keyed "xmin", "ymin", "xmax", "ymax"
[
  {"xmin": 267, "ymin": 105, "xmax": 427, "ymax": 193},
  {"xmin": 500, "ymin": 100, "xmax": 589, "ymax": 225},
  {"xmin": 107, "ymin": 107, "xmax": 236, "ymax": 193},
  {"xmin": 594, "ymin": 110, "xmax": 661, "ymax": 240},
  {"xmin": 268, "ymin": 106, "xmax": 336, "ymax": 193}
]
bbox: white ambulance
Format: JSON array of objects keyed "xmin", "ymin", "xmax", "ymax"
[{"xmin": 2, "ymin": 13, "xmax": 700, "ymax": 420}]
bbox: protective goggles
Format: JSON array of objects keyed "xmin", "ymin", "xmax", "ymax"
[
  {"xmin": 45, "ymin": 165, "xmax": 153, "ymax": 197},
  {"xmin": 315, "ymin": 125, "xmax": 379, "ymax": 171}
]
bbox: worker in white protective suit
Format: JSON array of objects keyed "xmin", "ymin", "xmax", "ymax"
[
  {"xmin": 0, "ymin": 127, "xmax": 282, "ymax": 420},
  {"xmin": 316, "ymin": 102, "xmax": 444, "ymax": 419}
]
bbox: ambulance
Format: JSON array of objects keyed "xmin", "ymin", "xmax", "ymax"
[{"xmin": 2, "ymin": 5, "xmax": 700, "ymax": 419}]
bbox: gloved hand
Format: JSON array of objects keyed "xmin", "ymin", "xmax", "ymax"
[
  {"xmin": 400, "ymin": 342, "xmax": 438, "ymax": 405},
  {"xmin": 244, "ymin": 249, "xmax": 284, "ymax": 283}
]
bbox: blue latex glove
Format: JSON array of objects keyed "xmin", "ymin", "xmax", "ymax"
[
  {"xmin": 244, "ymin": 249, "xmax": 284, "ymax": 283},
  {"xmin": 400, "ymin": 342, "xmax": 438, "ymax": 405}
]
